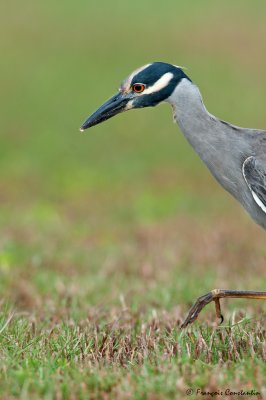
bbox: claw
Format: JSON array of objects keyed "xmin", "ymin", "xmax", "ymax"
[{"xmin": 181, "ymin": 289, "xmax": 266, "ymax": 328}]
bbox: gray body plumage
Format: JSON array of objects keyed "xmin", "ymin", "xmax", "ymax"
[
  {"xmin": 80, "ymin": 62, "xmax": 266, "ymax": 230},
  {"xmin": 80, "ymin": 62, "xmax": 266, "ymax": 326},
  {"xmin": 167, "ymin": 79, "xmax": 266, "ymax": 229}
]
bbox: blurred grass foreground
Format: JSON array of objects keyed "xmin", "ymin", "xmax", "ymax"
[{"xmin": 0, "ymin": 1, "xmax": 266, "ymax": 398}]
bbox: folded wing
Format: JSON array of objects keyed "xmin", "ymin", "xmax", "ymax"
[{"xmin": 243, "ymin": 156, "xmax": 266, "ymax": 214}]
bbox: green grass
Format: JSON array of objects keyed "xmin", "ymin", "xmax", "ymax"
[
  {"xmin": 0, "ymin": 0, "xmax": 266, "ymax": 398},
  {"xmin": 0, "ymin": 308, "xmax": 265, "ymax": 399}
]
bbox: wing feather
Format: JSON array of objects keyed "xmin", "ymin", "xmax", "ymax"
[{"xmin": 243, "ymin": 156, "xmax": 266, "ymax": 214}]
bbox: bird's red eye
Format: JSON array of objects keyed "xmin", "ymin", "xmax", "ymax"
[{"xmin": 132, "ymin": 83, "xmax": 145, "ymax": 93}]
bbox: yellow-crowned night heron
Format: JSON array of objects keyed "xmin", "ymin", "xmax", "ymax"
[{"xmin": 80, "ymin": 62, "xmax": 266, "ymax": 328}]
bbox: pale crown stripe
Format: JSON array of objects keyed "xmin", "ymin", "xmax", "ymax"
[
  {"xmin": 128, "ymin": 64, "xmax": 151, "ymax": 85},
  {"xmin": 121, "ymin": 64, "xmax": 151, "ymax": 92}
]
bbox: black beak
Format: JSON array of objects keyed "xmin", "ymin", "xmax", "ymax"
[{"xmin": 80, "ymin": 92, "xmax": 131, "ymax": 131}]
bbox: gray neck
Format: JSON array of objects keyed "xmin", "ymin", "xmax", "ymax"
[
  {"xmin": 166, "ymin": 78, "xmax": 249, "ymax": 198},
  {"xmin": 167, "ymin": 79, "xmax": 219, "ymax": 163}
]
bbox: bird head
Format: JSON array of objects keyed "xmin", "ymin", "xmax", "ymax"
[{"xmin": 80, "ymin": 62, "xmax": 191, "ymax": 131}]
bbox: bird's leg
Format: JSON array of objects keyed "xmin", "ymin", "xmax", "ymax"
[{"xmin": 181, "ymin": 289, "xmax": 266, "ymax": 328}]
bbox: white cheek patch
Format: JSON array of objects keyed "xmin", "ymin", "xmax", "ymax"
[
  {"xmin": 125, "ymin": 100, "xmax": 134, "ymax": 110},
  {"xmin": 143, "ymin": 72, "xmax": 174, "ymax": 95}
]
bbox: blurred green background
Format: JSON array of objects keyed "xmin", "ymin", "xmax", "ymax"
[
  {"xmin": 0, "ymin": 1, "xmax": 266, "ymax": 397},
  {"xmin": 1, "ymin": 0, "xmax": 266, "ymax": 316},
  {"xmin": 1, "ymin": 0, "xmax": 266, "ymax": 318},
  {"xmin": 1, "ymin": 0, "xmax": 266, "ymax": 206}
]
